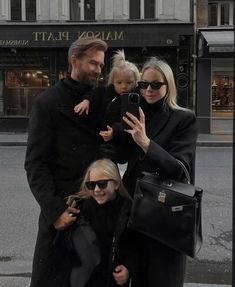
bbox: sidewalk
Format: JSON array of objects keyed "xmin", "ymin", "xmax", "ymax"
[{"xmin": 0, "ymin": 132, "xmax": 233, "ymax": 146}]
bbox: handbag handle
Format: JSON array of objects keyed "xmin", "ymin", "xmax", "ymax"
[{"xmin": 176, "ymin": 159, "xmax": 191, "ymax": 185}]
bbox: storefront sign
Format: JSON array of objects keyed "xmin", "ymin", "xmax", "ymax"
[{"xmin": 0, "ymin": 23, "xmax": 193, "ymax": 48}]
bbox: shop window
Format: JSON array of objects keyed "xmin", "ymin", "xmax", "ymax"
[
  {"xmin": 211, "ymin": 74, "xmax": 234, "ymax": 113},
  {"xmin": 10, "ymin": 0, "xmax": 36, "ymax": 21},
  {"xmin": 70, "ymin": 0, "xmax": 95, "ymax": 21},
  {"xmin": 4, "ymin": 70, "xmax": 49, "ymax": 116},
  {"xmin": 208, "ymin": 1, "xmax": 233, "ymax": 26}
]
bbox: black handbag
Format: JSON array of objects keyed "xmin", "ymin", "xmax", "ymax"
[{"xmin": 127, "ymin": 161, "xmax": 203, "ymax": 258}]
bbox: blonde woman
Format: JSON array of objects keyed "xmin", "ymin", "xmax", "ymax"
[{"xmin": 122, "ymin": 57, "xmax": 198, "ymax": 287}]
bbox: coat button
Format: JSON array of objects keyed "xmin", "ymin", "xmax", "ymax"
[{"xmin": 71, "ymin": 144, "xmax": 77, "ymax": 151}]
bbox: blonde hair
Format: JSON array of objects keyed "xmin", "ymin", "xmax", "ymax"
[
  {"xmin": 78, "ymin": 158, "xmax": 131, "ymax": 199},
  {"xmin": 141, "ymin": 57, "xmax": 186, "ymax": 110},
  {"xmin": 108, "ymin": 50, "xmax": 140, "ymax": 85}
]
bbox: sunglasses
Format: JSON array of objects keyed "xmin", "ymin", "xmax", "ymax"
[
  {"xmin": 85, "ymin": 179, "xmax": 114, "ymax": 190},
  {"xmin": 138, "ymin": 81, "xmax": 166, "ymax": 90}
]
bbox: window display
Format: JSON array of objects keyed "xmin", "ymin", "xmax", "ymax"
[
  {"xmin": 4, "ymin": 70, "xmax": 49, "ymax": 116},
  {"xmin": 212, "ymin": 74, "xmax": 234, "ymax": 112}
]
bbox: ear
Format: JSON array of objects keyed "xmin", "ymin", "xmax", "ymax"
[
  {"xmin": 70, "ymin": 55, "xmax": 78, "ymax": 67},
  {"xmin": 114, "ymin": 182, "xmax": 120, "ymax": 191}
]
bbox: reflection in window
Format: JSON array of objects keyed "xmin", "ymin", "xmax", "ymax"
[
  {"xmin": 11, "ymin": 0, "xmax": 22, "ymax": 21},
  {"xmin": 84, "ymin": 0, "xmax": 95, "ymax": 20},
  {"xmin": 70, "ymin": 0, "xmax": 81, "ymax": 20},
  {"xmin": 26, "ymin": 0, "xmax": 36, "ymax": 21},
  {"xmin": 70, "ymin": 0, "xmax": 95, "ymax": 21}
]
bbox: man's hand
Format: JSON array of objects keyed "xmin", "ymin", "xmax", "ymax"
[
  {"xmin": 53, "ymin": 207, "xmax": 80, "ymax": 230},
  {"xmin": 112, "ymin": 265, "xmax": 129, "ymax": 285}
]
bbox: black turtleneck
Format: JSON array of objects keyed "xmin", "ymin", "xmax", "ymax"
[{"xmin": 140, "ymin": 96, "xmax": 167, "ymax": 122}]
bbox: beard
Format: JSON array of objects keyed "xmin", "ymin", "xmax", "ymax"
[{"xmin": 76, "ymin": 66, "xmax": 98, "ymax": 86}]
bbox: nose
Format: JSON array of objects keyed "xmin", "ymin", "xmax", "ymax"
[
  {"xmin": 94, "ymin": 184, "xmax": 100, "ymax": 192},
  {"xmin": 94, "ymin": 65, "xmax": 102, "ymax": 76},
  {"xmin": 146, "ymin": 84, "xmax": 153, "ymax": 91}
]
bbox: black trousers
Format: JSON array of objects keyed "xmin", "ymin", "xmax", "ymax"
[{"xmin": 132, "ymin": 235, "xmax": 186, "ymax": 287}]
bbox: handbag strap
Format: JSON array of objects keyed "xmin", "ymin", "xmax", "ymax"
[{"xmin": 176, "ymin": 159, "xmax": 191, "ymax": 184}]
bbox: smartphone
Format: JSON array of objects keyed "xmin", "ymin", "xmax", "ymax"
[{"xmin": 121, "ymin": 93, "xmax": 140, "ymax": 130}]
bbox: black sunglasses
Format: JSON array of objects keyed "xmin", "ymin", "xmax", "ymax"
[
  {"xmin": 138, "ymin": 81, "xmax": 166, "ymax": 90},
  {"xmin": 85, "ymin": 179, "xmax": 114, "ymax": 190}
]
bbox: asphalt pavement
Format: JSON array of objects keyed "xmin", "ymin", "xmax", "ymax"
[
  {"xmin": 0, "ymin": 132, "xmax": 233, "ymax": 287},
  {"xmin": 0, "ymin": 132, "xmax": 233, "ymax": 146}
]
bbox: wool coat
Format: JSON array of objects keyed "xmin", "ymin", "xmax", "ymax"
[
  {"xmin": 122, "ymin": 97, "xmax": 198, "ymax": 287},
  {"xmin": 24, "ymin": 77, "xmax": 105, "ymax": 287}
]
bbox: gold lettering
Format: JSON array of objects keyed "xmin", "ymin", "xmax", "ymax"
[
  {"xmin": 77, "ymin": 30, "xmax": 124, "ymax": 41},
  {"xmin": 61, "ymin": 31, "xmax": 69, "ymax": 40},
  {"xmin": 115, "ymin": 31, "xmax": 124, "ymax": 40},
  {"xmin": 105, "ymin": 32, "xmax": 113, "ymax": 41}
]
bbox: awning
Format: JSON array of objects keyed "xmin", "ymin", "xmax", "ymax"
[{"xmin": 201, "ymin": 30, "xmax": 234, "ymax": 53}]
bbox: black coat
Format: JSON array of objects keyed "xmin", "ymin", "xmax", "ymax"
[
  {"xmin": 81, "ymin": 196, "xmax": 139, "ymax": 287},
  {"xmin": 122, "ymin": 98, "xmax": 198, "ymax": 287},
  {"xmin": 24, "ymin": 77, "xmax": 105, "ymax": 287}
]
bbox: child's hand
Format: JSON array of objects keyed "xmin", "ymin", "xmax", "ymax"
[
  {"xmin": 99, "ymin": 125, "xmax": 113, "ymax": 142},
  {"xmin": 112, "ymin": 265, "xmax": 129, "ymax": 285},
  {"xmin": 74, "ymin": 99, "xmax": 90, "ymax": 115}
]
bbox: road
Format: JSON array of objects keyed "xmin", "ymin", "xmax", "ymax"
[{"xmin": 0, "ymin": 146, "xmax": 232, "ymax": 286}]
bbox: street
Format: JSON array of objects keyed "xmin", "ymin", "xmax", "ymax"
[{"xmin": 0, "ymin": 146, "xmax": 232, "ymax": 286}]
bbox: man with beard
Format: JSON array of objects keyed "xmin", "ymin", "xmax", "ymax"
[{"xmin": 24, "ymin": 37, "xmax": 108, "ymax": 287}]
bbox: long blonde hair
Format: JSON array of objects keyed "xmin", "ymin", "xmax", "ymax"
[
  {"xmin": 108, "ymin": 50, "xmax": 140, "ymax": 85},
  {"xmin": 78, "ymin": 158, "xmax": 131, "ymax": 199},
  {"xmin": 141, "ymin": 57, "xmax": 186, "ymax": 110}
]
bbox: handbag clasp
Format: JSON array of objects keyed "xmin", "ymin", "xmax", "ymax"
[{"xmin": 158, "ymin": 191, "xmax": 166, "ymax": 203}]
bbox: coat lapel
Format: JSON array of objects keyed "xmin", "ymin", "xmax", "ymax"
[
  {"xmin": 57, "ymin": 81, "xmax": 100, "ymax": 139},
  {"xmin": 145, "ymin": 109, "xmax": 171, "ymax": 140}
]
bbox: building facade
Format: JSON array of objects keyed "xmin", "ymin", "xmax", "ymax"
[
  {"xmin": 196, "ymin": 0, "xmax": 234, "ymax": 134},
  {"xmin": 1, "ymin": 0, "xmax": 193, "ymax": 131}
]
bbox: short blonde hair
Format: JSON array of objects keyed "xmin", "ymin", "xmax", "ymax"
[
  {"xmin": 141, "ymin": 57, "xmax": 186, "ymax": 110},
  {"xmin": 108, "ymin": 50, "xmax": 140, "ymax": 85},
  {"xmin": 78, "ymin": 158, "xmax": 130, "ymax": 199}
]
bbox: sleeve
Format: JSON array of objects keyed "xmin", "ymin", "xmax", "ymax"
[
  {"xmin": 82, "ymin": 86, "xmax": 106, "ymax": 111},
  {"xmin": 144, "ymin": 110, "xmax": 198, "ymax": 182},
  {"xmin": 24, "ymin": 95, "xmax": 68, "ymax": 225}
]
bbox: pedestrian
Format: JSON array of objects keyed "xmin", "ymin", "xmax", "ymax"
[
  {"xmin": 122, "ymin": 56, "xmax": 198, "ymax": 287},
  {"xmin": 69, "ymin": 158, "xmax": 139, "ymax": 287},
  {"xmin": 24, "ymin": 36, "xmax": 108, "ymax": 287},
  {"xmin": 74, "ymin": 49, "xmax": 140, "ymax": 142}
]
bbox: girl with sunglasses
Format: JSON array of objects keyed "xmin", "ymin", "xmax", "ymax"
[
  {"xmin": 70, "ymin": 158, "xmax": 139, "ymax": 287},
  {"xmin": 121, "ymin": 57, "xmax": 198, "ymax": 287}
]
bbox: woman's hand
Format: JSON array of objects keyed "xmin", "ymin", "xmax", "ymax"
[
  {"xmin": 123, "ymin": 107, "xmax": 150, "ymax": 153},
  {"xmin": 112, "ymin": 265, "xmax": 129, "ymax": 285}
]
